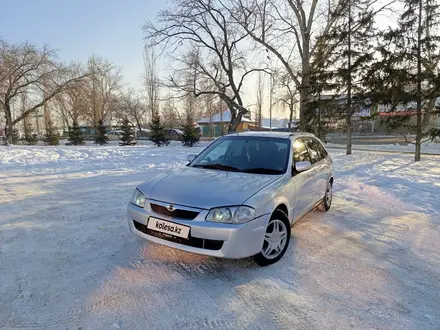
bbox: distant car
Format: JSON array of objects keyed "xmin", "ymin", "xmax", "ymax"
[
  {"xmin": 165, "ymin": 128, "xmax": 183, "ymax": 140},
  {"xmin": 127, "ymin": 131, "xmax": 333, "ymax": 266},
  {"xmin": 105, "ymin": 130, "xmax": 124, "ymax": 141},
  {"xmin": 136, "ymin": 128, "xmax": 150, "ymax": 139},
  {"xmin": 165, "ymin": 128, "xmax": 183, "ymax": 141}
]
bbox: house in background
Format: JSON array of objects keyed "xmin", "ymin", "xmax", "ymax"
[
  {"xmin": 198, "ymin": 110, "xmax": 254, "ymax": 137},
  {"xmin": 258, "ymin": 118, "xmax": 299, "ymax": 131}
]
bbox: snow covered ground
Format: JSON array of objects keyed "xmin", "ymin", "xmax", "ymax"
[{"xmin": 1, "ymin": 143, "xmax": 440, "ymax": 329}]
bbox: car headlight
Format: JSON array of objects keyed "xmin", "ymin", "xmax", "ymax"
[
  {"xmin": 131, "ymin": 189, "xmax": 146, "ymax": 208},
  {"xmin": 206, "ymin": 206, "xmax": 256, "ymax": 224}
]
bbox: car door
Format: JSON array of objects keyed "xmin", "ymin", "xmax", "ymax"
[
  {"xmin": 291, "ymin": 138, "xmax": 316, "ymax": 221},
  {"xmin": 304, "ymin": 138, "xmax": 328, "ymax": 204}
]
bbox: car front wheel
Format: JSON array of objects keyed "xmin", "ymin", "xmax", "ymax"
[{"xmin": 254, "ymin": 210, "xmax": 291, "ymax": 266}]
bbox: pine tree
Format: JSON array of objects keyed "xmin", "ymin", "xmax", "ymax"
[
  {"xmin": 95, "ymin": 119, "xmax": 109, "ymax": 145},
  {"xmin": 119, "ymin": 118, "xmax": 137, "ymax": 146},
  {"xmin": 11, "ymin": 127, "xmax": 20, "ymax": 144},
  {"xmin": 315, "ymin": 0, "xmax": 377, "ymax": 154},
  {"xmin": 149, "ymin": 112, "xmax": 169, "ymax": 146},
  {"xmin": 367, "ymin": 0, "xmax": 440, "ymax": 161},
  {"xmin": 24, "ymin": 120, "xmax": 37, "ymax": 145},
  {"xmin": 44, "ymin": 119, "xmax": 60, "ymax": 146},
  {"xmin": 181, "ymin": 113, "xmax": 200, "ymax": 147},
  {"xmin": 68, "ymin": 119, "xmax": 85, "ymax": 146}
]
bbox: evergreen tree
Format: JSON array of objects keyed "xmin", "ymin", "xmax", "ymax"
[
  {"xmin": 24, "ymin": 120, "xmax": 37, "ymax": 145},
  {"xmin": 149, "ymin": 111, "xmax": 169, "ymax": 146},
  {"xmin": 367, "ymin": 0, "xmax": 440, "ymax": 161},
  {"xmin": 119, "ymin": 118, "xmax": 137, "ymax": 146},
  {"xmin": 11, "ymin": 127, "xmax": 20, "ymax": 144},
  {"xmin": 68, "ymin": 119, "xmax": 85, "ymax": 145},
  {"xmin": 44, "ymin": 119, "xmax": 60, "ymax": 146},
  {"xmin": 181, "ymin": 113, "xmax": 200, "ymax": 147},
  {"xmin": 313, "ymin": 0, "xmax": 377, "ymax": 153},
  {"xmin": 95, "ymin": 119, "xmax": 109, "ymax": 145}
]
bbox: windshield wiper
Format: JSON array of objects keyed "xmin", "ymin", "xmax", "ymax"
[
  {"xmin": 243, "ymin": 168, "xmax": 283, "ymax": 174},
  {"xmin": 192, "ymin": 163, "xmax": 240, "ymax": 172}
]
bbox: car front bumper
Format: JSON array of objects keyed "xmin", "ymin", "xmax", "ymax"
[{"xmin": 127, "ymin": 203, "xmax": 269, "ymax": 259}]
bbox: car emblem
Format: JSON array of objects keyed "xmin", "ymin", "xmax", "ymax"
[{"xmin": 168, "ymin": 204, "xmax": 175, "ymax": 212}]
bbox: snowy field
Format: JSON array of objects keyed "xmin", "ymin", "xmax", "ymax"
[{"xmin": 1, "ymin": 142, "xmax": 440, "ymax": 329}]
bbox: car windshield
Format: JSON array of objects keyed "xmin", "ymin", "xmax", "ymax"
[{"xmin": 190, "ymin": 136, "xmax": 290, "ymax": 174}]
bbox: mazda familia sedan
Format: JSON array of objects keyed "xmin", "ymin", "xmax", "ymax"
[{"xmin": 127, "ymin": 132, "xmax": 333, "ymax": 266}]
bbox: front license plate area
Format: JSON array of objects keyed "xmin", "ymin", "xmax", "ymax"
[{"xmin": 147, "ymin": 217, "xmax": 190, "ymax": 239}]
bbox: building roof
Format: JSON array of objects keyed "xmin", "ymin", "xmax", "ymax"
[
  {"xmin": 227, "ymin": 131, "xmax": 316, "ymax": 139},
  {"xmin": 198, "ymin": 109, "xmax": 254, "ymax": 124}
]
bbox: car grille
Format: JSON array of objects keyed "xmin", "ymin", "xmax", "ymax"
[
  {"xmin": 133, "ymin": 221, "xmax": 223, "ymax": 251},
  {"xmin": 150, "ymin": 203, "xmax": 199, "ymax": 220}
]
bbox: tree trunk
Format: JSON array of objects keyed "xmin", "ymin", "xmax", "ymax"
[
  {"xmin": 229, "ymin": 111, "xmax": 243, "ymax": 133},
  {"xmin": 346, "ymin": 0, "xmax": 353, "ymax": 155},
  {"xmin": 318, "ymin": 104, "xmax": 322, "ymax": 139},
  {"xmin": 4, "ymin": 103, "xmax": 13, "ymax": 145},
  {"xmin": 35, "ymin": 111, "xmax": 40, "ymax": 136},
  {"xmin": 288, "ymin": 96, "xmax": 294, "ymax": 132},
  {"xmin": 136, "ymin": 119, "xmax": 143, "ymax": 134},
  {"xmin": 415, "ymin": 0, "xmax": 423, "ymax": 162}
]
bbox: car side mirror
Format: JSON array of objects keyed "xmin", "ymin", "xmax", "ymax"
[
  {"xmin": 295, "ymin": 161, "xmax": 312, "ymax": 173},
  {"xmin": 187, "ymin": 154, "xmax": 197, "ymax": 163}
]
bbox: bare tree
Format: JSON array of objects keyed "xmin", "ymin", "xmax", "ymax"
[
  {"xmin": 275, "ymin": 72, "xmax": 298, "ymax": 132},
  {"xmin": 162, "ymin": 95, "xmax": 181, "ymax": 128},
  {"xmin": 0, "ymin": 41, "xmax": 87, "ymax": 144},
  {"xmin": 87, "ymin": 55, "xmax": 122, "ymax": 125},
  {"xmin": 143, "ymin": 47, "xmax": 160, "ymax": 118},
  {"xmin": 118, "ymin": 88, "xmax": 148, "ymax": 132},
  {"xmin": 53, "ymin": 75, "xmax": 90, "ymax": 130},
  {"xmin": 144, "ymin": 0, "xmax": 267, "ymax": 133},
  {"xmin": 202, "ymin": 91, "xmax": 216, "ymax": 136}
]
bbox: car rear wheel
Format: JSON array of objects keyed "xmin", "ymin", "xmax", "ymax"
[
  {"xmin": 317, "ymin": 180, "xmax": 332, "ymax": 212},
  {"xmin": 254, "ymin": 210, "xmax": 291, "ymax": 266}
]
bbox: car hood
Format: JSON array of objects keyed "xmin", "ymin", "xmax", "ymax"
[{"xmin": 137, "ymin": 166, "xmax": 281, "ymax": 209}]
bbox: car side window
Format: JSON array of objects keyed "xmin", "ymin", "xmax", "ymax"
[
  {"xmin": 293, "ymin": 139, "xmax": 311, "ymax": 162},
  {"xmin": 304, "ymin": 138, "xmax": 323, "ymax": 164},
  {"xmin": 315, "ymin": 140, "xmax": 328, "ymax": 159}
]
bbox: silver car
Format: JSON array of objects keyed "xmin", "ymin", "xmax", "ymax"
[{"xmin": 127, "ymin": 132, "xmax": 333, "ymax": 266}]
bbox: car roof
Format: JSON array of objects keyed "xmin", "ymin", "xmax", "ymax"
[{"xmin": 226, "ymin": 131, "xmax": 316, "ymax": 139}]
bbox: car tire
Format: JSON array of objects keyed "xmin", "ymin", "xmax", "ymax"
[
  {"xmin": 254, "ymin": 210, "xmax": 291, "ymax": 266},
  {"xmin": 317, "ymin": 180, "xmax": 333, "ymax": 212}
]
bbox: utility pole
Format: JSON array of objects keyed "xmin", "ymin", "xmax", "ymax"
[
  {"xmin": 269, "ymin": 75, "xmax": 273, "ymax": 131},
  {"xmin": 219, "ymin": 93, "xmax": 223, "ymax": 136}
]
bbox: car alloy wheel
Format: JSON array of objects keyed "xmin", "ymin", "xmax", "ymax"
[
  {"xmin": 254, "ymin": 210, "xmax": 291, "ymax": 266},
  {"xmin": 262, "ymin": 219, "xmax": 288, "ymax": 259}
]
